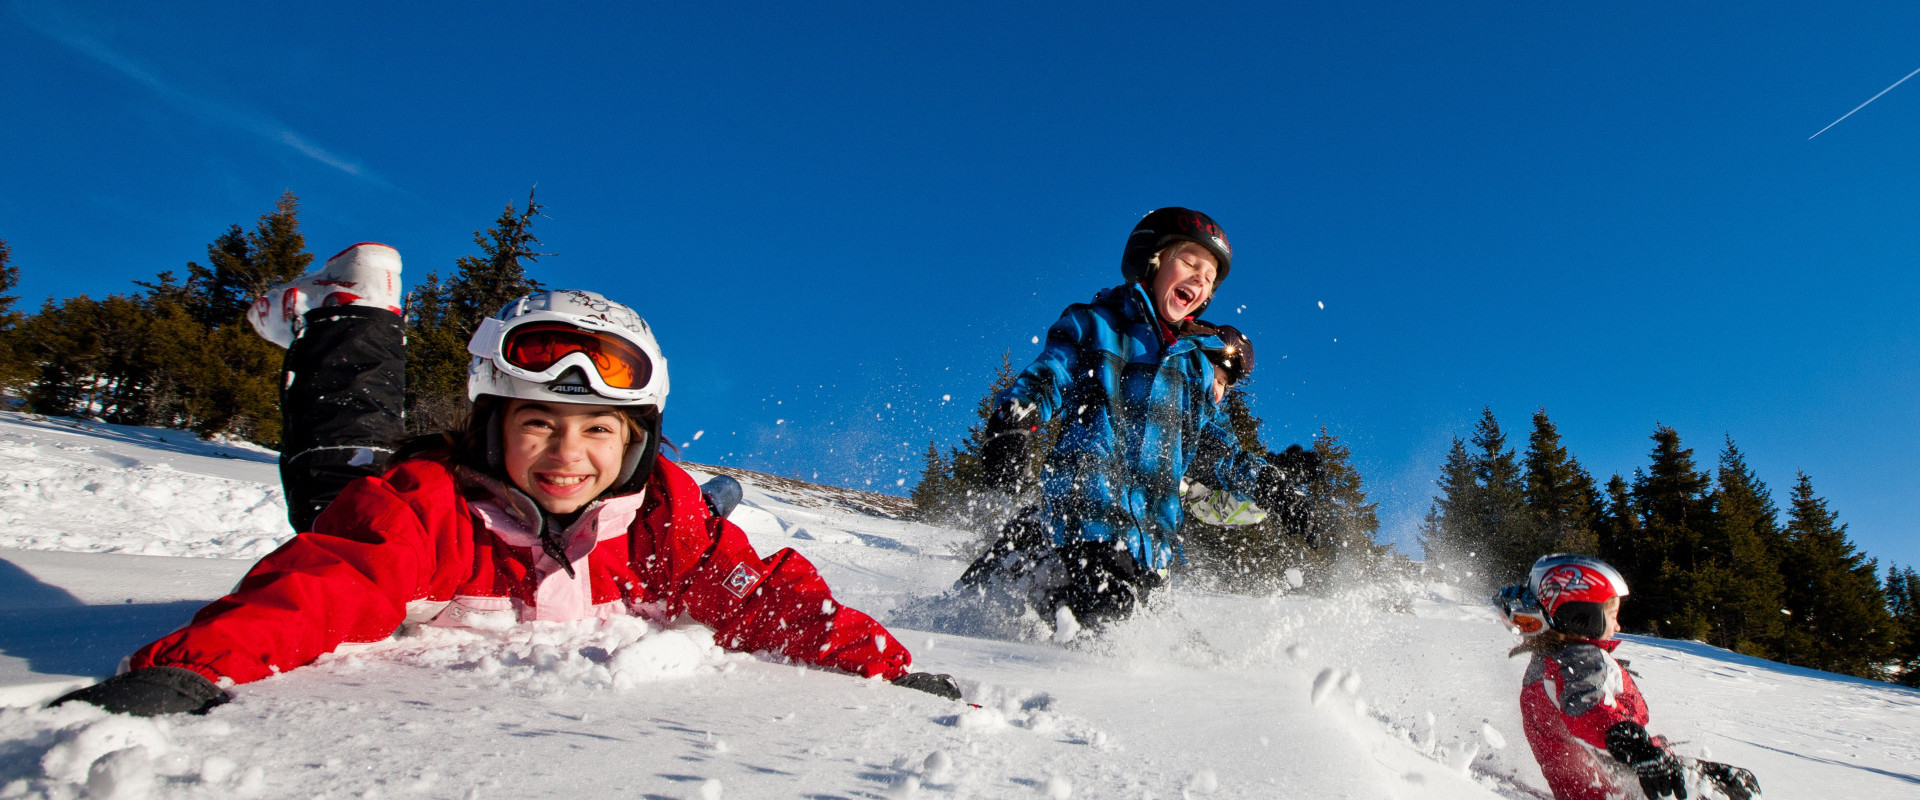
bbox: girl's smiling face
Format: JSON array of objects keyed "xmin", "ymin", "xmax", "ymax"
[
  {"xmin": 500, "ymin": 400, "xmax": 631, "ymax": 514},
  {"xmin": 1148, "ymin": 241, "xmax": 1219, "ymax": 324}
]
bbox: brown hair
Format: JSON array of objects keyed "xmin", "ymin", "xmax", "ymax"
[{"xmin": 1508, "ymin": 629, "xmax": 1583, "ymax": 659}]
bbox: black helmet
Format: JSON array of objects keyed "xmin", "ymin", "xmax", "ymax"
[
  {"xmin": 1120, "ymin": 207, "xmax": 1233, "ymax": 287},
  {"xmin": 1212, "ymin": 324, "xmax": 1255, "ymax": 385}
]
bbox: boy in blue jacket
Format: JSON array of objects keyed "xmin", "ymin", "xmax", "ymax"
[{"xmin": 958, "ymin": 208, "xmax": 1312, "ymax": 627}]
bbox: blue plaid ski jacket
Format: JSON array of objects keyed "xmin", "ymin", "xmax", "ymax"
[{"xmin": 998, "ymin": 284, "xmax": 1270, "ymax": 570}]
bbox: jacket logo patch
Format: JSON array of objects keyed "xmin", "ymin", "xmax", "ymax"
[{"xmin": 723, "ymin": 563, "xmax": 762, "ymax": 598}]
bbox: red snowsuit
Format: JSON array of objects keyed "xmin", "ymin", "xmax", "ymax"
[
  {"xmin": 1520, "ymin": 638, "xmax": 1651, "ymax": 800},
  {"xmin": 130, "ymin": 452, "xmax": 912, "ymax": 685}
]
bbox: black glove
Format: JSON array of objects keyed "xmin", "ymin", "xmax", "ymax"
[
  {"xmin": 981, "ymin": 401, "xmax": 1038, "ymax": 493},
  {"xmin": 892, "ymin": 672, "xmax": 963, "ymax": 701},
  {"xmin": 1257, "ymin": 445, "xmax": 1321, "ymax": 543},
  {"xmin": 1696, "ymin": 761, "xmax": 1758, "ymax": 800},
  {"xmin": 980, "ymin": 429, "xmax": 1030, "ymax": 493},
  {"xmin": 52, "ymin": 667, "xmax": 229, "ymax": 717},
  {"xmin": 1605, "ymin": 721, "xmax": 1687, "ymax": 799},
  {"xmin": 1272, "ymin": 444, "xmax": 1322, "ymax": 486}
]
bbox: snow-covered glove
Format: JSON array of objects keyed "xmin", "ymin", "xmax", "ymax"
[
  {"xmin": 892, "ymin": 672, "xmax": 963, "ymax": 701},
  {"xmin": 1696, "ymin": 760, "xmax": 1759, "ymax": 800},
  {"xmin": 1605, "ymin": 721, "xmax": 1687, "ymax": 799},
  {"xmin": 1255, "ymin": 445, "xmax": 1321, "ymax": 543},
  {"xmin": 52, "ymin": 667, "xmax": 229, "ymax": 717},
  {"xmin": 981, "ymin": 401, "xmax": 1039, "ymax": 493},
  {"xmin": 980, "ymin": 429, "xmax": 1030, "ymax": 493}
]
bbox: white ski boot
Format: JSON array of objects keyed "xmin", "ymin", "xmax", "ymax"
[{"xmin": 246, "ymin": 242, "xmax": 403, "ymax": 348}]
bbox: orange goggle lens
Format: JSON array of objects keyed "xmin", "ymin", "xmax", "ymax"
[{"xmin": 501, "ymin": 323, "xmax": 653, "ymax": 390}]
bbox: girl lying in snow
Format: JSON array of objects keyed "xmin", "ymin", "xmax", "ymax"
[
  {"xmin": 55, "ymin": 243, "xmax": 960, "ymax": 716},
  {"xmin": 1497, "ymin": 554, "xmax": 1760, "ymax": 800}
]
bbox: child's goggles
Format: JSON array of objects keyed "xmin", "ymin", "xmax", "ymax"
[
  {"xmin": 1492, "ymin": 584, "xmax": 1548, "ymax": 636},
  {"xmin": 470, "ymin": 314, "xmax": 663, "ymax": 403}
]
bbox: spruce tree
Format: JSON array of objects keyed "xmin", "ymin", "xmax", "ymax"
[
  {"xmin": 1884, "ymin": 565, "xmax": 1920, "ymax": 687},
  {"xmin": 21, "ymin": 296, "xmax": 101, "ymax": 418},
  {"xmin": 1597, "ymin": 474, "xmax": 1639, "ymax": 572},
  {"xmin": 1778, "ymin": 473, "xmax": 1895, "ymax": 677},
  {"xmin": 1626, "ymin": 426, "xmax": 1715, "ymax": 638},
  {"xmin": 1465, "ymin": 408, "xmax": 1532, "ymax": 585},
  {"xmin": 1521, "ymin": 408, "xmax": 1600, "ymax": 558},
  {"xmin": 449, "ymin": 189, "xmax": 548, "ymax": 327},
  {"xmin": 1700, "ymin": 438, "xmax": 1789, "ymax": 657},
  {"xmin": 1419, "ymin": 437, "xmax": 1479, "ymax": 571},
  {"xmin": 0, "ymin": 237, "xmax": 19, "ymax": 317},
  {"xmin": 0, "ymin": 238, "xmax": 29, "ymax": 393},
  {"xmin": 198, "ymin": 194, "xmax": 309, "ymax": 443},
  {"xmin": 183, "ymin": 191, "xmax": 313, "ymax": 327},
  {"xmin": 907, "ymin": 441, "xmax": 954, "ymax": 519},
  {"xmin": 1301, "ymin": 427, "xmax": 1391, "ymax": 584},
  {"xmin": 405, "ymin": 189, "xmax": 549, "ymax": 434},
  {"xmin": 908, "ymin": 350, "xmax": 1023, "ymax": 527}
]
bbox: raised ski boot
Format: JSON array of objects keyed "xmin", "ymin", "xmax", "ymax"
[{"xmin": 246, "ymin": 242, "xmax": 403, "ymax": 348}]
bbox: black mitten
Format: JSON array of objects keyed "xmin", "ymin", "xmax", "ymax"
[
  {"xmin": 1605, "ymin": 721, "xmax": 1687, "ymax": 799},
  {"xmin": 892, "ymin": 672, "xmax": 963, "ymax": 701},
  {"xmin": 1696, "ymin": 760, "xmax": 1759, "ymax": 800},
  {"xmin": 980, "ymin": 428, "xmax": 1031, "ymax": 493},
  {"xmin": 52, "ymin": 667, "xmax": 229, "ymax": 717},
  {"xmin": 1257, "ymin": 445, "xmax": 1322, "ymax": 542}
]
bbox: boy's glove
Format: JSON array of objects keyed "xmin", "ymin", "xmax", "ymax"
[
  {"xmin": 1271, "ymin": 444, "xmax": 1323, "ymax": 486},
  {"xmin": 1696, "ymin": 760, "xmax": 1759, "ymax": 800},
  {"xmin": 52, "ymin": 667, "xmax": 229, "ymax": 717},
  {"xmin": 980, "ymin": 429, "xmax": 1030, "ymax": 493},
  {"xmin": 981, "ymin": 400, "xmax": 1039, "ymax": 493},
  {"xmin": 1605, "ymin": 721, "xmax": 1687, "ymax": 799},
  {"xmin": 892, "ymin": 672, "xmax": 963, "ymax": 701},
  {"xmin": 1255, "ymin": 445, "xmax": 1321, "ymax": 543}
]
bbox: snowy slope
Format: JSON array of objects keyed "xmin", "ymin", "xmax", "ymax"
[{"xmin": 0, "ymin": 412, "xmax": 1914, "ymax": 799}]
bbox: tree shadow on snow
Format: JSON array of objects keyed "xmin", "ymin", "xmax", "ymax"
[
  {"xmin": 0, "ymin": 557, "xmax": 205, "ymax": 679},
  {"xmin": 1729, "ymin": 738, "xmax": 1920, "ymax": 785},
  {"xmin": 1618, "ymin": 634, "xmax": 1920, "ymax": 696}
]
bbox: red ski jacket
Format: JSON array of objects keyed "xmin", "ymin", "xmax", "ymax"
[
  {"xmin": 1519, "ymin": 638, "xmax": 1651, "ymax": 800},
  {"xmin": 130, "ymin": 453, "xmax": 912, "ymax": 685}
]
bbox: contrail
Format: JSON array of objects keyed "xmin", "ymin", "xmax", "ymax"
[
  {"xmin": 13, "ymin": 0, "xmax": 374, "ymax": 179},
  {"xmin": 1810, "ymin": 65, "xmax": 1920, "ymax": 140}
]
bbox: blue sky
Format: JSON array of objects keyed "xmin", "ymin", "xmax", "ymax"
[{"xmin": 4, "ymin": 1, "xmax": 1917, "ymax": 570}]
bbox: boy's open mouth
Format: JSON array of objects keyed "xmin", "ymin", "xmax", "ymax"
[{"xmin": 1173, "ymin": 286, "xmax": 1198, "ymax": 307}]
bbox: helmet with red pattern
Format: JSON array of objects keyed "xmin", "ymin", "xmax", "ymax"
[{"xmin": 1528, "ymin": 554, "xmax": 1629, "ymax": 638}]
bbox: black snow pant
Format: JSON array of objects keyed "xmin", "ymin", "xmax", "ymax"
[
  {"xmin": 279, "ymin": 306, "xmax": 406, "ymax": 532},
  {"xmin": 958, "ymin": 506, "xmax": 1162, "ymax": 628},
  {"xmin": 1045, "ymin": 540, "xmax": 1161, "ymax": 628}
]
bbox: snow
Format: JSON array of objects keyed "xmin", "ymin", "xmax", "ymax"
[{"xmin": 0, "ymin": 411, "xmax": 1914, "ymax": 798}]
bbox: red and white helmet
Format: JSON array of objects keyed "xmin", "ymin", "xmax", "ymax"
[{"xmin": 1528, "ymin": 554, "xmax": 1629, "ymax": 637}]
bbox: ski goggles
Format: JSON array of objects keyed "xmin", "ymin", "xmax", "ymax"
[
  {"xmin": 469, "ymin": 314, "xmax": 665, "ymax": 403},
  {"xmin": 1492, "ymin": 584, "xmax": 1548, "ymax": 635}
]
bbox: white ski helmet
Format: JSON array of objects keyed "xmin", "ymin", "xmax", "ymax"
[{"xmin": 466, "ymin": 290, "xmax": 669, "ymax": 492}]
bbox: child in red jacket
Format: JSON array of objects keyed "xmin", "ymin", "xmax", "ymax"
[
  {"xmin": 1498, "ymin": 555, "xmax": 1760, "ymax": 800},
  {"xmin": 55, "ymin": 243, "xmax": 958, "ymax": 715}
]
